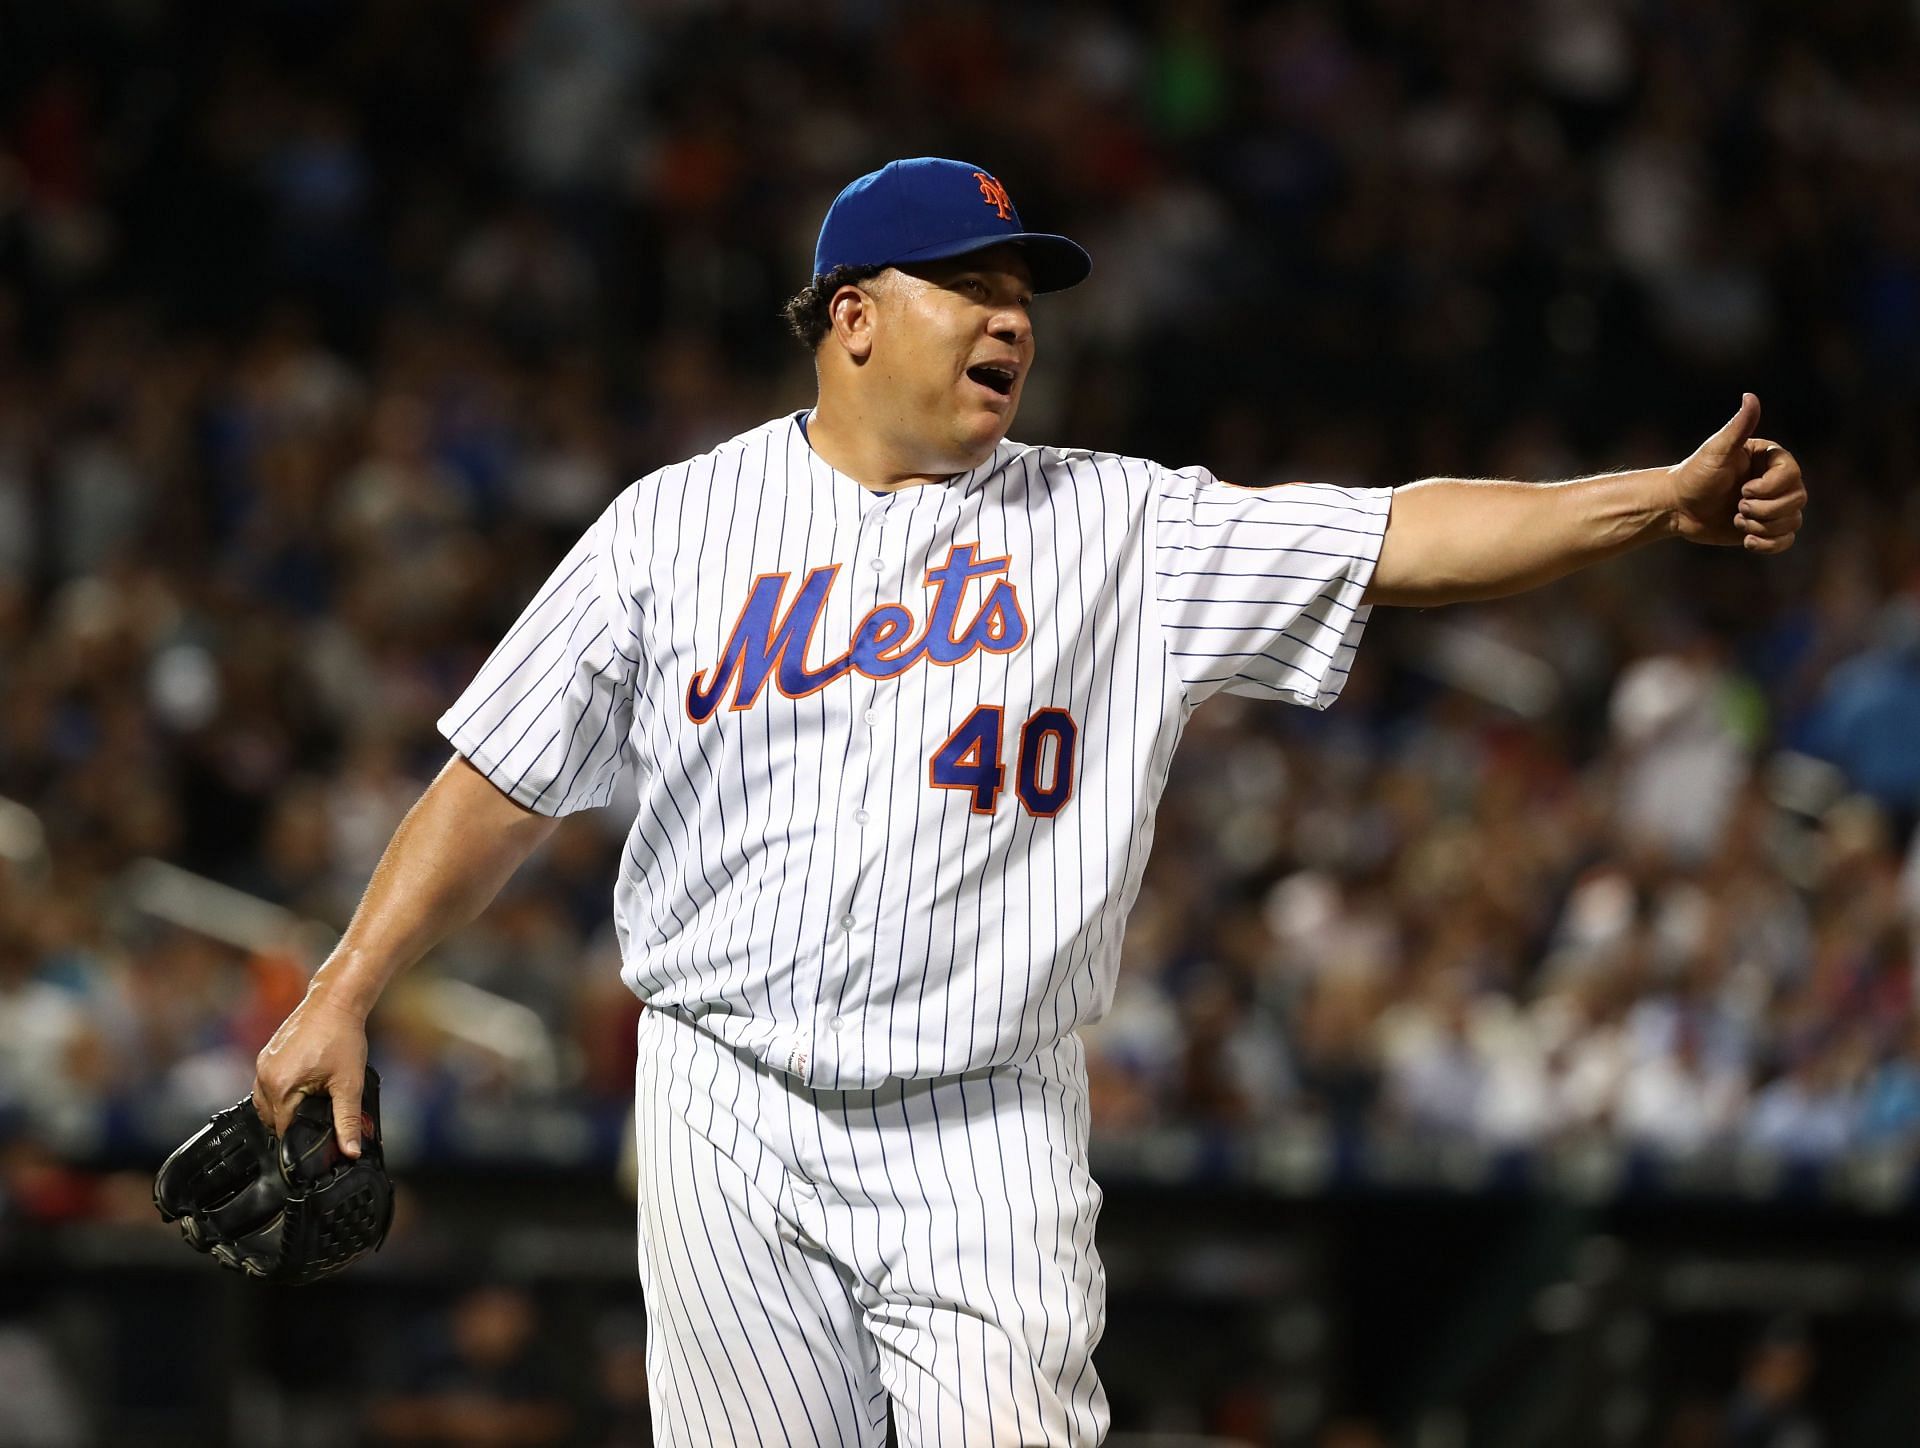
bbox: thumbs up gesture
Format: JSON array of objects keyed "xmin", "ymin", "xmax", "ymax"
[{"xmin": 1668, "ymin": 394, "xmax": 1807, "ymax": 554}]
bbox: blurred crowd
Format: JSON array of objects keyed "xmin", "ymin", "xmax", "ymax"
[{"xmin": 2, "ymin": 0, "xmax": 1919, "ymax": 1205}]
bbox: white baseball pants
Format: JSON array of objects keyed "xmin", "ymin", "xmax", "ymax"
[{"xmin": 633, "ymin": 1006, "xmax": 1110, "ymax": 1446}]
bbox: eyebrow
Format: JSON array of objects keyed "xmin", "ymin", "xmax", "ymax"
[{"xmin": 950, "ymin": 267, "xmax": 1036, "ymax": 294}]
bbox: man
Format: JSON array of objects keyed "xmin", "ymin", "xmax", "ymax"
[{"xmin": 252, "ymin": 157, "xmax": 1805, "ymax": 1445}]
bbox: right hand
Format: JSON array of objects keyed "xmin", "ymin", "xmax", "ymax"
[
  {"xmin": 1667, "ymin": 393, "xmax": 1806, "ymax": 554},
  {"xmin": 252, "ymin": 990, "xmax": 371, "ymax": 1158}
]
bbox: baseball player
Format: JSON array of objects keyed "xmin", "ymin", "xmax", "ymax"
[{"xmin": 251, "ymin": 157, "xmax": 1807, "ymax": 1445}]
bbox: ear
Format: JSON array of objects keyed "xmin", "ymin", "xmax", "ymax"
[{"xmin": 828, "ymin": 280, "xmax": 879, "ymax": 362}]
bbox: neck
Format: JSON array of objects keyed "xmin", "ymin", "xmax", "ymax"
[{"xmin": 805, "ymin": 395, "xmax": 980, "ymax": 492}]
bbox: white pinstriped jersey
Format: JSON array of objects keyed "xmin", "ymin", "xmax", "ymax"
[{"xmin": 439, "ymin": 413, "xmax": 1391, "ymax": 1089}]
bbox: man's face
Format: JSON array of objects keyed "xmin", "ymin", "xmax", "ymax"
[{"xmin": 860, "ymin": 244, "xmax": 1036, "ymax": 471}]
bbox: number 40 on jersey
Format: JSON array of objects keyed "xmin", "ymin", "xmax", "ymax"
[{"xmin": 928, "ymin": 706, "xmax": 1077, "ymax": 817}]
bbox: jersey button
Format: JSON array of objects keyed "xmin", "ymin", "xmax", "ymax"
[
  {"xmin": 840, "ymin": 913, "xmax": 856, "ymax": 932},
  {"xmin": 868, "ymin": 557, "xmax": 884, "ymax": 571},
  {"xmin": 864, "ymin": 709, "xmax": 878, "ymax": 725},
  {"xmin": 854, "ymin": 809, "xmax": 869, "ymax": 825}
]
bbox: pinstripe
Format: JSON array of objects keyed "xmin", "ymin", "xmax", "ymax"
[
  {"xmin": 1039, "ymin": 1050, "xmax": 1096, "ymax": 1440},
  {"xmin": 708, "ymin": 442, "xmax": 761, "ymax": 1011},
  {"xmin": 451, "ymin": 578, "xmax": 597, "ymax": 756},
  {"xmin": 1189, "ymin": 659, "xmax": 1352, "ymax": 690},
  {"xmin": 660, "ymin": 1021, "xmax": 766, "ymax": 1447},
  {"xmin": 835, "ymin": 1088, "xmax": 920, "ymax": 1430},
  {"xmin": 639, "ymin": 1024, "xmax": 728, "ymax": 1446},
  {"xmin": 476, "ymin": 626, "xmax": 602, "ymax": 783},
  {"xmin": 1270, "ymin": 479, "xmax": 1374, "ymax": 499},
  {"xmin": 684, "ymin": 448, "xmax": 756, "ymax": 1010},
  {"xmin": 924, "ymin": 1077, "xmax": 985, "ymax": 1430},
  {"xmin": 903, "ymin": 500, "xmax": 950, "ymax": 1060},
  {"xmin": 1157, "ymin": 588, "xmax": 1355, "ymax": 606},
  {"xmin": 438, "ymin": 415, "xmax": 1391, "ymax": 1445},
  {"xmin": 653, "ymin": 459, "xmax": 727, "ymax": 945},
  {"xmin": 1184, "ymin": 507, "xmax": 1380, "ymax": 527},
  {"xmin": 970, "ymin": 465, "xmax": 1029, "ymax": 1437},
  {"xmin": 883, "ymin": 499, "xmax": 954, "ymax": 1446},
  {"xmin": 836, "ymin": 490, "xmax": 889, "ymax": 1069},
  {"xmin": 804, "ymin": 458, "xmax": 856, "ymax": 1087},
  {"xmin": 547, "ymin": 657, "xmax": 624, "ymax": 807},
  {"xmin": 743, "ymin": 1023, "xmax": 875, "ymax": 1434},
  {"xmin": 476, "ymin": 614, "xmax": 602, "ymax": 775},
  {"xmin": 616, "ymin": 486, "xmax": 692, "ymax": 947},
  {"xmin": 1022, "ymin": 452, "xmax": 1075, "ymax": 1059},
  {"xmin": 963, "ymin": 469, "xmax": 1001, "ymax": 1070},
  {"xmin": 818, "ymin": 1091, "xmax": 890, "ymax": 1329},
  {"xmin": 912, "ymin": 810, "xmax": 967, "ymax": 1448},
  {"xmin": 988, "ymin": 1073, "xmax": 1040, "ymax": 1441},
  {"xmin": 481, "ymin": 547, "xmax": 595, "ymax": 654},
  {"xmin": 1168, "ymin": 624, "xmax": 1337, "ymax": 660},
  {"xmin": 1022, "ymin": 467, "xmax": 1067, "ymax": 1406},
  {"xmin": 1056, "ymin": 458, "xmax": 1104, "ymax": 1037},
  {"xmin": 852, "ymin": 489, "xmax": 913, "ymax": 1072},
  {"xmin": 747, "ymin": 448, "xmax": 791, "ymax": 1027},
  {"xmin": 1155, "ymin": 565, "xmax": 1358, "ymax": 584},
  {"xmin": 1057, "ymin": 1044, "xmax": 1104, "ymax": 1425},
  {"xmin": 1071, "ymin": 456, "xmax": 1151, "ymax": 1033},
  {"xmin": 683, "ymin": 1041, "xmax": 803, "ymax": 1443},
  {"xmin": 622, "ymin": 470, "xmax": 706, "ymax": 948},
  {"xmin": 766, "ymin": 440, "xmax": 813, "ymax": 1036},
  {"xmin": 1167, "ymin": 541, "xmax": 1371, "ymax": 564},
  {"xmin": 881, "ymin": 1084, "xmax": 942, "ymax": 1443},
  {"xmin": 1026, "ymin": 1059, "xmax": 1077, "ymax": 1425},
  {"xmin": 442, "ymin": 556, "xmax": 594, "ymax": 735},
  {"xmin": 695, "ymin": 1026, "xmax": 846, "ymax": 1447},
  {"xmin": 509, "ymin": 632, "xmax": 616, "ymax": 796},
  {"xmin": 643, "ymin": 1006, "xmax": 1106, "ymax": 1444}
]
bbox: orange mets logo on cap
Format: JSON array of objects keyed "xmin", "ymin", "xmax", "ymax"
[{"xmin": 973, "ymin": 171, "xmax": 1014, "ymax": 221}]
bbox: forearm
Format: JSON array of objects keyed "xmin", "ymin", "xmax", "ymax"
[
  {"xmin": 1364, "ymin": 467, "xmax": 1676, "ymax": 607},
  {"xmin": 305, "ymin": 755, "xmax": 560, "ymax": 1020}
]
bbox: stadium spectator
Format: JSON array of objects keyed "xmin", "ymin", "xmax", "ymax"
[
  {"xmin": 365, "ymin": 1285, "xmax": 573, "ymax": 1447},
  {"xmin": 0, "ymin": 0, "xmax": 1913, "ymax": 1178}
]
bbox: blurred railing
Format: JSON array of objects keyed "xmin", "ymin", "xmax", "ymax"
[
  {"xmin": 120, "ymin": 856, "xmax": 335, "ymax": 963},
  {"xmin": 2, "ymin": 793, "xmax": 565, "ymax": 1106}
]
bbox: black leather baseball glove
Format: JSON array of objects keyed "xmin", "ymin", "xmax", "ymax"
[{"xmin": 153, "ymin": 1066, "xmax": 395, "ymax": 1284}]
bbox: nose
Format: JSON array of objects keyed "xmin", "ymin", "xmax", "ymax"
[{"xmin": 989, "ymin": 306, "xmax": 1031, "ymax": 348}]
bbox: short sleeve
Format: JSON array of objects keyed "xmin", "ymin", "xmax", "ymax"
[
  {"xmin": 1152, "ymin": 464, "xmax": 1392, "ymax": 708},
  {"xmin": 438, "ymin": 499, "xmax": 641, "ymax": 815}
]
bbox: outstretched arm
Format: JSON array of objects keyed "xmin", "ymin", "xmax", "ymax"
[
  {"xmin": 1363, "ymin": 395, "xmax": 1806, "ymax": 608},
  {"xmin": 251, "ymin": 753, "xmax": 561, "ymax": 1154}
]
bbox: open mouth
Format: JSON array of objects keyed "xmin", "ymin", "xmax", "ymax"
[{"xmin": 966, "ymin": 364, "xmax": 1016, "ymax": 397}]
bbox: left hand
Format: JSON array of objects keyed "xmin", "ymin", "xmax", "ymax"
[
  {"xmin": 1668, "ymin": 393, "xmax": 1807, "ymax": 554},
  {"xmin": 253, "ymin": 989, "xmax": 370, "ymax": 1157}
]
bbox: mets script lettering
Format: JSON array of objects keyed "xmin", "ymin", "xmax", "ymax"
[{"xmin": 686, "ymin": 543, "xmax": 1027, "ymax": 721}]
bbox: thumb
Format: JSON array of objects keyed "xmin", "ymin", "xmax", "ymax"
[
  {"xmin": 332, "ymin": 1081, "xmax": 364, "ymax": 1159},
  {"xmin": 1708, "ymin": 392, "xmax": 1761, "ymax": 452}
]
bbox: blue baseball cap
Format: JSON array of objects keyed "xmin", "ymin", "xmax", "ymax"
[{"xmin": 812, "ymin": 157, "xmax": 1092, "ymax": 293}]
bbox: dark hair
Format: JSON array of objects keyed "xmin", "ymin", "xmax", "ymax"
[{"xmin": 781, "ymin": 263, "xmax": 887, "ymax": 351}]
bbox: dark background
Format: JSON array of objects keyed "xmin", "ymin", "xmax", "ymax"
[{"xmin": 1, "ymin": 1, "xmax": 1917, "ymax": 1444}]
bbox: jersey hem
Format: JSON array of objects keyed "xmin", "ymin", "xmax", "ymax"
[{"xmin": 438, "ymin": 727, "xmax": 573, "ymax": 817}]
